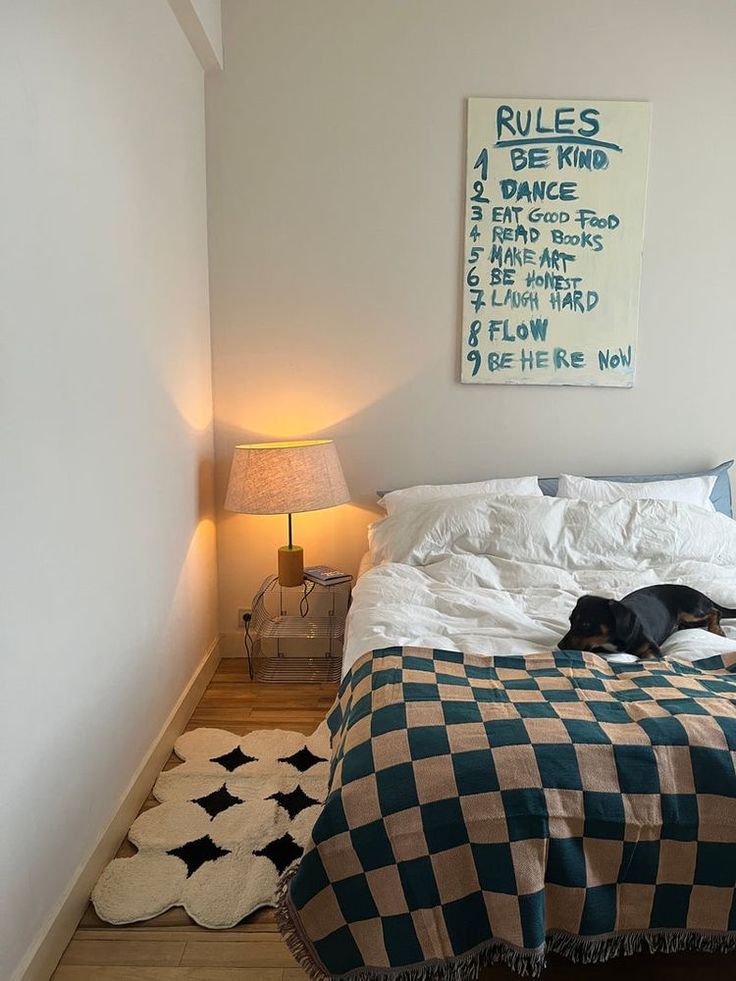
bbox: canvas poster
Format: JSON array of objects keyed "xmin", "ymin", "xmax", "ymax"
[{"xmin": 461, "ymin": 98, "xmax": 651, "ymax": 386}]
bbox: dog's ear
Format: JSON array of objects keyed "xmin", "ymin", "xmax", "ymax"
[{"xmin": 608, "ymin": 600, "xmax": 641, "ymax": 650}]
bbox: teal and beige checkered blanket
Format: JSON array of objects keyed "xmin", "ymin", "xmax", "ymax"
[{"xmin": 278, "ymin": 647, "xmax": 736, "ymax": 979}]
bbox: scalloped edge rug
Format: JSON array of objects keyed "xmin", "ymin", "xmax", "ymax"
[{"xmin": 91, "ymin": 722, "xmax": 330, "ymax": 928}]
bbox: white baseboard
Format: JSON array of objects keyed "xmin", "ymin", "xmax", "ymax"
[{"xmin": 14, "ymin": 636, "xmax": 222, "ymax": 981}]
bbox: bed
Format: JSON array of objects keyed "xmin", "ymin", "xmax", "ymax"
[
  {"xmin": 345, "ymin": 493, "xmax": 736, "ymax": 677},
  {"xmin": 278, "ymin": 492, "xmax": 736, "ymax": 979}
]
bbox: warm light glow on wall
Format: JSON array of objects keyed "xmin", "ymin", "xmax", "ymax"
[
  {"xmin": 217, "ymin": 500, "xmax": 380, "ymax": 653},
  {"xmin": 167, "ymin": 370, "xmax": 214, "ymax": 434},
  {"xmin": 213, "ymin": 318, "xmax": 423, "ymax": 639},
  {"xmin": 216, "ymin": 338, "xmax": 423, "ymax": 439}
]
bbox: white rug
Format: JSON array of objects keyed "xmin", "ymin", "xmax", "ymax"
[{"xmin": 92, "ymin": 723, "xmax": 330, "ymax": 928}]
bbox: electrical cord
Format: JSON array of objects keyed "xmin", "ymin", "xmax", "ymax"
[{"xmin": 299, "ymin": 579, "xmax": 316, "ymax": 617}]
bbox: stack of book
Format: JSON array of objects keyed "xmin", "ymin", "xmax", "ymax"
[{"xmin": 304, "ymin": 565, "xmax": 352, "ymax": 585}]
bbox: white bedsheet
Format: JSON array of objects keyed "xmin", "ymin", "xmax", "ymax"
[{"xmin": 343, "ymin": 494, "xmax": 736, "ymax": 676}]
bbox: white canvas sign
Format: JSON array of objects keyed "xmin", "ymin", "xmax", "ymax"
[{"xmin": 461, "ymin": 98, "xmax": 651, "ymax": 386}]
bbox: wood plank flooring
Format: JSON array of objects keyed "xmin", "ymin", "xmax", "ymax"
[{"xmin": 52, "ymin": 657, "xmax": 335, "ymax": 981}]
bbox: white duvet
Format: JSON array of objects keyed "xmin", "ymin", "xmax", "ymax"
[{"xmin": 343, "ymin": 494, "xmax": 736, "ymax": 676}]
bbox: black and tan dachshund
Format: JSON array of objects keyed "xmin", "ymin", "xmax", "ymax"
[{"xmin": 559, "ymin": 585, "xmax": 736, "ymax": 659}]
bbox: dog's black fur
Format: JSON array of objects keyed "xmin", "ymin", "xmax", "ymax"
[{"xmin": 559, "ymin": 585, "xmax": 736, "ymax": 659}]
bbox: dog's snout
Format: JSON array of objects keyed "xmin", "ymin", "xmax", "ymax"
[{"xmin": 559, "ymin": 632, "xmax": 589, "ymax": 650}]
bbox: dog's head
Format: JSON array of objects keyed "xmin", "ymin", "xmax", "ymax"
[{"xmin": 558, "ymin": 595, "xmax": 640, "ymax": 652}]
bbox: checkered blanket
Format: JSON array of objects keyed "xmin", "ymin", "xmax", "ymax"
[{"xmin": 277, "ymin": 647, "xmax": 736, "ymax": 979}]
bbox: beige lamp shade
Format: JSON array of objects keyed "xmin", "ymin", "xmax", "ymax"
[{"xmin": 224, "ymin": 440, "xmax": 350, "ymax": 515}]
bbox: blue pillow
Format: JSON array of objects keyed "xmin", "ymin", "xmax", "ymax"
[{"xmin": 538, "ymin": 461, "xmax": 733, "ymax": 517}]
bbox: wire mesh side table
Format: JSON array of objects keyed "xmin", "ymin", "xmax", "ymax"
[{"xmin": 243, "ymin": 575, "xmax": 352, "ymax": 682}]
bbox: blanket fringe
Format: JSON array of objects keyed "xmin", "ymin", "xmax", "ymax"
[
  {"xmin": 277, "ymin": 869, "xmax": 736, "ymax": 980},
  {"xmin": 275, "ymin": 866, "xmax": 332, "ymax": 981},
  {"xmin": 547, "ymin": 927, "xmax": 736, "ymax": 964}
]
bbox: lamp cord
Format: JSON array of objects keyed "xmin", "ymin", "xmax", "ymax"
[{"xmin": 299, "ymin": 579, "xmax": 316, "ymax": 617}]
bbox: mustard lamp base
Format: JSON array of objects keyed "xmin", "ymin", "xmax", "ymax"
[{"xmin": 278, "ymin": 545, "xmax": 304, "ymax": 587}]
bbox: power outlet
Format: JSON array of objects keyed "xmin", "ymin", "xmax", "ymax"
[{"xmin": 237, "ymin": 607, "xmax": 251, "ymax": 628}]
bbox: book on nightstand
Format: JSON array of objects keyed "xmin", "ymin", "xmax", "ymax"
[{"xmin": 304, "ymin": 565, "xmax": 352, "ymax": 585}]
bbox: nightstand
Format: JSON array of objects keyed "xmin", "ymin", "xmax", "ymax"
[{"xmin": 243, "ymin": 575, "xmax": 352, "ymax": 683}]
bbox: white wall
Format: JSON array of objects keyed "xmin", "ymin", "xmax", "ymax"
[
  {"xmin": 206, "ymin": 0, "xmax": 736, "ymax": 643},
  {"xmin": 0, "ymin": 2, "xmax": 218, "ymax": 978}
]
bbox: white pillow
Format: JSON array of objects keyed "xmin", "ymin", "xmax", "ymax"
[
  {"xmin": 557, "ymin": 473, "xmax": 716, "ymax": 510},
  {"xmin": 379, "ymin": 476, "xmax": 542, "ymax": 516}
]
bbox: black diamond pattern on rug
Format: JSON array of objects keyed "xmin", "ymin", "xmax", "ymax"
[
  {"xmin": 253, "ymin": 832, "xmax": 303, "ymax": 875},
  {"xmin": 210, "ymin": 746, "xmax": 257, "ymax": 772},
  {"xmin": 267, "ymin": 785, "xmax": 320, "ymax": 820},
  {"xmin": 192, "ymin": 784, "xmax": 244, "ymax": 820},
  {"xmin": 278, "ymin": 746, "xmax": 326, "ymax": 772},
  {"xmin": 167, "ymin": 835, "xmax": 231, "ymax": 877}
]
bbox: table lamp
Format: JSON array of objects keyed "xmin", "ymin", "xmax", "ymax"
[{"xmin": 224, "ymin": 439, "xmax": 350, "ymax": 587}]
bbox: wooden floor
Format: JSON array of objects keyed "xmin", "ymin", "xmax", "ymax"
[{"xmin": 52, "ymin": 657, "xmax": 337, "ymax": 981}]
